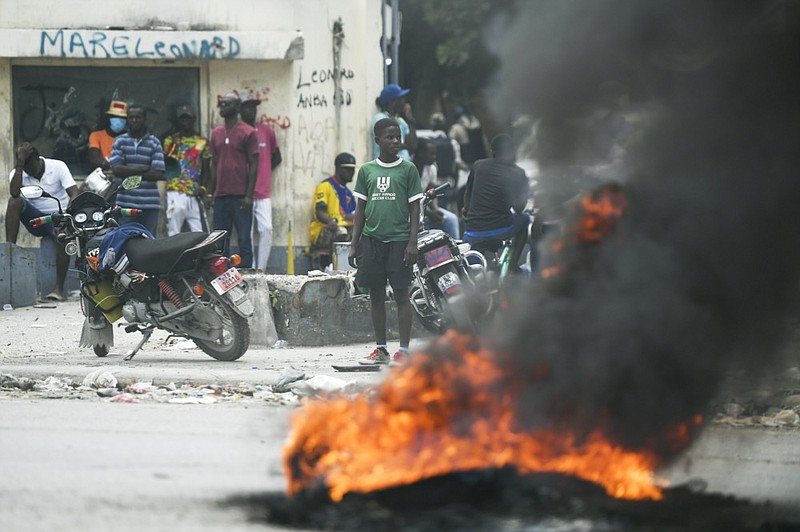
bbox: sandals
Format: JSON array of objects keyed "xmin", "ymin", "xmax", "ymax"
[{"xmin": 43, "ymin": 292, "xmax": 66, "ymax": 302}]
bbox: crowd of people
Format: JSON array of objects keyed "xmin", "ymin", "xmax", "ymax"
[
  {"xmin": 317, "ymin": 83, "xmax": 539, "ymax": 366},
  {"xmin": 7, "ymin": 82, "xmax": 539, "ymax": 366},
  {"xmin": 6, "ymin": 91, "xmax": 283, "ymax": 293}
]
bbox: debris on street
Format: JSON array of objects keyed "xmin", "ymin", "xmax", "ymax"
[
  {"xmin": 273, "ymin": 367, "xmax": 305, "ymax": 393},
  {"xmin": 0, "ymin": 369, "xmax": 370, "ymax": 406}
]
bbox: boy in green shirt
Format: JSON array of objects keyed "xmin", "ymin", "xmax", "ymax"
[{"xmin": 349, "ymin": 117, "xmax": 423, "ymax": 365}]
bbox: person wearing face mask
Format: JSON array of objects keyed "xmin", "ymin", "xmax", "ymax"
[{"xmin": 88, "ymin": 100, "xmax": 128, "ymax": 172}]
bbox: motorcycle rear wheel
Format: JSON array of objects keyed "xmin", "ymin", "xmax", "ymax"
[
  {"xmin": 444, "ymin": 293, "xmax": 474, "ymax": 333},
  {"xmin": 193, "ymin": 295, "xmax": 250, "ymax": 361},
  {"xmin": 415, "ymin": 312, "xmax": 443, "ymax": 334}
]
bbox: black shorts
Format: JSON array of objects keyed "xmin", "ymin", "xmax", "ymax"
[{"xmin": 354, "ymin": 236, "xmax": 413, "ymax": 290}]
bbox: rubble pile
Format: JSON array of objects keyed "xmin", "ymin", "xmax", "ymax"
[{"xmin": 0, "ymin": 368, "xmax": 368, "ymax": 405}]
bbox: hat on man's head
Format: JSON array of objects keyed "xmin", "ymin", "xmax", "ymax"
[
  {"xmin": 240, "ymin": 89, "xmax": 261, "ymax": 105},
  {"xmin": 176, "ymin": 104, "xmax": 195, "ymax": 118},
  {"xmin": 379, "ymin": 83, "xmax": 410, "ymax": 107},
  {"xmin": 106, "ymin": 100, "xmax": 128, "ymax": 117},
  {"xmin": 221, "ymin": 90, "xmax": 241, "ymax": 102},
  {"xmin": 334, "ymin": 152, "xmax": 357, "ymax": 168}
]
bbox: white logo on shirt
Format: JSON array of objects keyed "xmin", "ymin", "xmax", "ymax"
[{"xmin": 377, "ymin": 176, "xmax": 391, "ymax": 192}]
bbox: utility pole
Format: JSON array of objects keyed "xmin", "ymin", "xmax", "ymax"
[
  {"xmin": 381, "ymin": 0, "xmax": 400, "ymax": 85},
  {"xmin": 391, "ymin": 0, "xmax": 399, "ymax": 84}
]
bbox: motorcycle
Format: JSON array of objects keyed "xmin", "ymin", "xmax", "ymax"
[
  {"xmin": 20, "ymin": 177, "xmax": 254, "ymax": 361},
  {"xmin": 410, "ymin": 183, "xmax": 490, "ymax": 333}
]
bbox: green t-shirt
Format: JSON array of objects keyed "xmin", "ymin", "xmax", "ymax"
[{"xmin": 353, "ymin": 157, "xmax": 423, "ymax": 241}]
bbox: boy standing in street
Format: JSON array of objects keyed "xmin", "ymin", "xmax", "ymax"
[{"xmin": 349, "ymin": 117, "xmax": 423, "ymax": 366}]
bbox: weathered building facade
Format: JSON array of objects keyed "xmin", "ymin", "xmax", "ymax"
[{"xmin": 0, "ymin": 0, "xmax": 384, "ymax": 272}]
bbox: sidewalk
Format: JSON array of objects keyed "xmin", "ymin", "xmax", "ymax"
[{"xmin": 0, "ymin": 300, "xmax": 428, "ymax": 387}]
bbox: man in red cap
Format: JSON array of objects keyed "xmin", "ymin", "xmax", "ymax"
[
  {"xmin": 239, "ymin": 90, "xmax": 282, "ymax": 271},
  {"xmin": 206, "ymin": 91, "xmax": 259, "ymax": 268}
]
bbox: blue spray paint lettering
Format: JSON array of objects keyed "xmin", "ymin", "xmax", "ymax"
[{"xmin": 40, "ymin": 30, "xmax": 241, "ymax": 59}]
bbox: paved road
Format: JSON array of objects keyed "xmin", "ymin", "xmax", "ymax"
[{"xmin": 1, "ymin": 301, "xmax": 799, "ymax": 531}]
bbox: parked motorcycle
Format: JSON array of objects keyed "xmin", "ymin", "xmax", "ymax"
[
  {"xmin": 20, "ymin": 177, "xmax": 254, "ymax": 361},
  {"xmin": 410, "ymin": 183, "xmax": 489, "ymax": 333}
]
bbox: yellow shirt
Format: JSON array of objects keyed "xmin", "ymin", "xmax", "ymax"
[{"xmin": 309, "ymin": 177, "xmax": 355, "ymax": 244}]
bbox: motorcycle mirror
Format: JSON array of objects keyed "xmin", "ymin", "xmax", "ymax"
[
  {"xmin": 120, "ymin": 175, "xmax": 142, "ymax": 190},
  {"xmin": 19, "ymin": 185, "xmax": 45, "ymax": 199},
  {"xmin": 19, "ymin": 185, "xmax": 61, "ymax": 214}
]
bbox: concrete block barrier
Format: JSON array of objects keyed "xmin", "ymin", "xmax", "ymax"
[
  {"xmin": 248, "ymin": 273, "xmax": 429, "ymax": 346},
  {"xmin": 241, "ymin": 272, "xmax": 280, "ymax": 347},
  {"xmin": 0, "ymin": 243, "xmax": 37, "ymax": 308}
]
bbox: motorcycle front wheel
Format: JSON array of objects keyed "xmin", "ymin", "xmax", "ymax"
[
  {"xmin": 193, "ymin": 294, "xmax": 251, "ymax": 361},
  {"xmin": 93, "ymin": 344, "xmax": 109, "ymax": 357}
]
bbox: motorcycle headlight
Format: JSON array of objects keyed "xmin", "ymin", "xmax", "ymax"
[
  {"xmin": 92, "ymin": 210, "xmax": 104, "ymax": 222},
  {"xmin": 74, "ymin": 212, "xmax": 88, "ymax": 224}
]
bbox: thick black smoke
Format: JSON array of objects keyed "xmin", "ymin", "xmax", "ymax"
[{"xmin": 484, "ymin": 1, "xmax": 800, "ymax": 452}]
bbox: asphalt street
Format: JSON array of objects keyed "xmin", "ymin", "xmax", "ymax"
[{"xmin": 1, "ymin": 301, "xmax": 799, "ymax": 531}]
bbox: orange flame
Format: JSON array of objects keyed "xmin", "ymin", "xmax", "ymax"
[
  {"xmin": 284, "ymin": 332, "xmax": 701, "ymax": 503},
  {"xmin": 576, "ymin": 186, "xmax": 627, "ymax": 244},
  {"xmin": 540, "ymin": 184, "xmax": 627, "ymax": 280}
]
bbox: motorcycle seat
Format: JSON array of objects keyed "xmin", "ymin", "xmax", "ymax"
[
  {"xmin": 468, "ymin": 238, "xmax": 504, "ymax": 254},
  {"xmin": 126, "ymin": 232, "xmax": 211, "ymax": 274}
]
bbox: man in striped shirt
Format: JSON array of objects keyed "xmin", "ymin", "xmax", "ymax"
[{"xmin": 108, "ymin": 104, "xmax": 166, "ymax": 235}]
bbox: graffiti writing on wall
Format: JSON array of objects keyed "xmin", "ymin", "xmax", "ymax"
[
  {"xmin": 295, "ymin": 67, "xmax": 354, "ymax": 109},
  {"xmin": 291, "ymin": 114, "xmax": 336, "ymax": 172},
  {"xmin": 40, "ymin": 30, "xmax": 241, "ymax": 59}
]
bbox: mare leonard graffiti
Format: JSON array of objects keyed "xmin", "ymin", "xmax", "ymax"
[{"xmin": 40, "ymin": 30, "xmax": 241, "ymax": 59}]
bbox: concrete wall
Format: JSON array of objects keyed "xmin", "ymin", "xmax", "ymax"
[
  {"xmin": 264, "ymin": 274, "xmax": 430, "ymax": 346},
  {"xmin": 0, "ymin": 242, "xmax": 37, "ymax": 308},
  {"xmin": 0, "ymin": 0, "xmax": 384, "ymax": 273}
]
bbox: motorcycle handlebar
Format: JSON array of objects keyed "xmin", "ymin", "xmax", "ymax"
[
  {"xmin": 31, "ymin": 215, "xmax": 53, "ymax": 229},
  {"xmin": 425, "ymin": 182, "xmax": 451, "ymax": 198}
]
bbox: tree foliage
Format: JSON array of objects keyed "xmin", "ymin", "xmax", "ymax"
[{"xmin": 398, "ymin": 0, "xmax": 516, "ymax": 122}]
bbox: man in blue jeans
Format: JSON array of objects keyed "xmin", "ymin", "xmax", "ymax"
[
  {"xmin": 206, "ymin": 91, "xmax": 259, "ymax": 267},
  {"xmin": 108, "ymin": 104, "xmax": 166, "ymax": 235},
  {"xmin": 462, "ymin": 134, "xmax": 530, "ymax": 273}
]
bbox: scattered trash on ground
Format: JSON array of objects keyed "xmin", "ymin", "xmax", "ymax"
[
  {"xmin": 273, "ymin": 367, "xmax": 305, "ymax": 393},
  {"xmin": 168, "ymin": 396, "xmax": 216, "ymax": 405},
  {"xmin": 289, "ymin": 374, "xmax": 350, "ymax": 398},
  {"xmin": 83, "ymin": 369, "xmax": 119, "ymax": 389},
  {"xmin": 0, "ymin": 370, "xmax": 360, "ymax": 406},
  {"xmin": 110, "ymin": 393, "xmax": 139, "ymax": 403},
  {"xmin": 127, "ymin": 382, "xmax": 155, "ymax": 394},
  {"xmin": 713, "ymin": 388, "xmax": 800, "ymax": 428}
]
